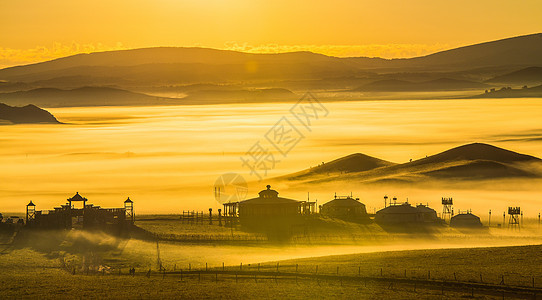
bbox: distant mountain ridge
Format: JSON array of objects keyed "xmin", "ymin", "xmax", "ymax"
[
  {"xmin": 285, "ymin": 153, "xmax": 396, "ymax": 180},
  {"xmin": 0, "ymin": 86, "xmax": 172, "ymax": 107},
  {"xmin": 0, "ymin": 103, "xmax": 59, "ymax": 124},
  {"xmin": 485, "ymin": 67, "xmax": 542, "ymax": 84},
  {"xmin": 0, "ymin": 86, "xmax": 298, "ymax": 107},
  {"xmin": 0, "ymin": 33, "xmax": 540, "ymax": 89},
  {"xmin": 279, "ymin": 143, "xmax": 542, "ymax": 185},
  {"xmin": 354, "ymin": 78, "xmax": 488, "ymax": 92}
]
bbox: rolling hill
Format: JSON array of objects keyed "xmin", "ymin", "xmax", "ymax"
[
  {"xmin": 278, "ymin": 143, "xmax": 542, "ymax": 185},
  {"xmin": 0, "ymin": 103, "xmax": 59, "ymax": 124},
  {"xmin": 485, "ymin": 66, "xmax": 542, "ymax": 85},
  {"xmin": 354, "ymin": 78, "xmax": 488, "ymax": 92},
  {"xmin": 470, "ymin": 84, "xmax": 542, "ymax": 98},
  {"xmin": 284, "ymin": 153, "xmax": 396, "ymax": 180},
  {"xmin": 0, "ymin": 33, "xmax": 540, "ymax": 90},
  {"xmin": 348, "ymin": 33, "xmax": 542, "ymax": 71},
  {"xmin": 0, "ymin": 86, "xmax": 298, "ymax": 107},
  {"xmin": 0, "ymin": 86, "xmax": 177, "ymax": 107}
]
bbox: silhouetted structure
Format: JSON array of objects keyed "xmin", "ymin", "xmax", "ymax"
[
  {"xmin": 508, "ymin": 207, "xmax": 521, "ymax": 230},
  {"xmin": 450, "ymin": 210, "xmax": 483, "ymax": 228},
  {"xmin": 320, "ymin": 194, "xmax": 369, "ymax": 222},
  {"xmin": 441, "ymin": 197, "xmax": 453, "ymax": 222},
  {"xmin": 375, "ymin": 202, "xmax": 438, "ymax": 226},
  {"xmin": 223, "ymin": 185, "xmax": 315, "ymax": 228},
  {"xmin": 25, "ymin": 193, "xmax": 134, "ymax": 230}
]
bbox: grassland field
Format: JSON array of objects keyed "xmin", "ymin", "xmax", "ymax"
[{"xmin": 2, "ymin": 214, "xmax": 542, "ymax": 299}]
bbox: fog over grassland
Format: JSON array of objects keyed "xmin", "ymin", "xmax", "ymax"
[{"xmin": 2, "ymin": 98, "xmax": 542, "ymax": 219}]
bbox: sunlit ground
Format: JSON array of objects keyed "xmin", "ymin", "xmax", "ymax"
[{"xmin": 1, "ymin": 98, "xmax": 542, "ymax": 216}]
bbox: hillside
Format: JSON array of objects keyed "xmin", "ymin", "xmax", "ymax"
[
  {"xmin": 355, "ymin": 33, "xmax": 542, "ymax": 71},
  {"xmin": 470, "ymin": 84, "xmax": 542, "ymax": 98},
  {"xmin": 485, "ymin": 67, "xmax": 542, "ymax": 85},
  {"xmin": 0, "ymin": 103, "xmax": 59, "ymax": 124},
  {"xmin": 354, "ymin": 78, "xmax": 488, "ymax": 92},
  {"xmin": 410, "ymin": 143, "xmax": 540, "ymax": 165},
  {"xmin": 284, "ymin": 153, "xmax": 396, "ymax": 180},
  {"xmin": 0, "ymin": 33, "xmax": 540, "ymax": 90},
  {"xmin": 0, "ymin": 86, "xmax": 177, "ymax": 107},
  {"xmin": 0, "ymin": 49, "xmax": 358, "ymax": 86},
  {"xmin": 279, "ymin": 143, "xmax": 542, "ymax": 184}
]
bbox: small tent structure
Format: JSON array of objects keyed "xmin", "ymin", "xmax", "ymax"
[
  {"xmin": 320, "ymin": 195, "xmax": 369, "ymax": 222},
  {"xmin": 450, "ymin": 212, "xmax": 483, "ymax": 228},
  {"xmin": 375, "ymin": 202, "xmax": 439, "ymax": 226}
]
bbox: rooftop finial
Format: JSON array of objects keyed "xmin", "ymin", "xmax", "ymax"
[{"xmin": 266, "ymin": 185, "xmax": 271, "ymax": 190}]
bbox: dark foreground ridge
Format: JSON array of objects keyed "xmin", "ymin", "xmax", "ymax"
[{"xmin": 0, "ymin": 103, "xmax": 60, "ymax": 124}]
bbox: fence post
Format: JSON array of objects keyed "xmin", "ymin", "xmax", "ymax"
[{"xmin": 315, "ymin": 265, "xmax": 318, "ymax": 274}]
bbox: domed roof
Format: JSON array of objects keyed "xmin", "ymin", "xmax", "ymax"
[
  {"xmin": 416, "ymin": 204, "xmax": 437, "ymax": 213},
  {"xmin": 323, "ymin": 197, "xmax": 365, "ymax": 207},
  {"xmin": 451, "ymin": 212, "xmax": 481, "ymax": 221},
  {"xmin": 258, "ymin": 185, "xmax": 279, "ymax": 198},
  {"xmin": 240, "ymin": 185, "xmax": 300, "ymax": 205},
  {"xmin": 377, "ymin": 203, "xmax": 418, "ymax": 214},
  {"xmin": 450, "ymin": 212, "xmax": 482, "ymax": 227}
]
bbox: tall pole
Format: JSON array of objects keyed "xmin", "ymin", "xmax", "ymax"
[{"xmin": 488, "ymin": 209, "xmax": 491, "ymax": 227}]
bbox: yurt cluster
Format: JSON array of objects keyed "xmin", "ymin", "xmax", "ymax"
[{"xmin": 222, "ymin": 185, "xmax": 483, "ymax": 229}]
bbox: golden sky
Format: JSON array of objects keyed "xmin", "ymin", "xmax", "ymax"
[{"xmin": 1, "ymin": 0, "xmax": 541, "ymax": 68}]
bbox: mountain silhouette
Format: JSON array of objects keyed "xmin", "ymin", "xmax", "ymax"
[
  {"xmin": 0, "ymin": 103, "xmax": 59, "ymax": 124},
  {"xmin": 354, "ymin": 78, "xmax": 488, "ymax": 92},
  {"xmin": 470, "ymin": 84, "xmax": 542, "ymax": 98},
  {"xmin": 411, "ymin": 143, "xmax": 539, "ymax": 165},
  {"xmin": 0, "ymin": 33, "xmax": 540, "ymax": 89},
  {"xmin": 0, "ymin": 86, "xmax": 175, "ymax": 107},
  {"xmin": 283, "ymin": 153, "xmax": 396, "ymax": 180},
  {"xmin": 279, "ymin": 143, "xmax": 542, "ymax": 184},
  {"xmin": 485, "ymin": 66, "xmax": 542, "ymax": 85},
  {"xmin": 365, "ymin": 33, "xmax": 542, "ymax": 71}
]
